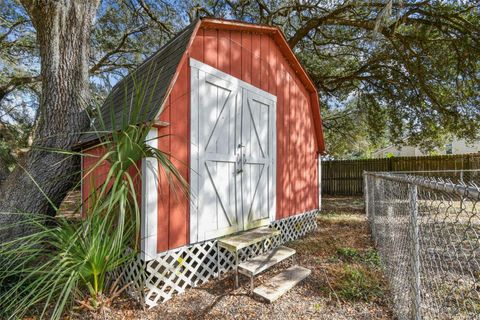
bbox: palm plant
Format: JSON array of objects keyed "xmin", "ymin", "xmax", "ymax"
[{"xmin": 0, "ymin": 73, "xmax": 186, "ymax": 319}]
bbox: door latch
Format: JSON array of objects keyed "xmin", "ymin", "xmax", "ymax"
[{"xmin": 236, "ymin": 144, "xmax": 246, "ymax": 174}]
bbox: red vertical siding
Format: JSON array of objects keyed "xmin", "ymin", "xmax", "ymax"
[
  {"xmin": 230, "ymin": 31, "xmax": 242, "ymax": 79},
  {"xmin": 81, "ymin": 145, "xmax": 141, "ymax": 216},
  {"xmin": 168, "ymin": 61, "xmax": 189, "ymax": 249},
  {"xmin": 267, "ymin": 37, "xmax": 277, "ymax": 96},
  {"xmin": 218, "ymin": 30, "xmax": 230, "ymax": 74},
  {"xmin": 155, "ymin": 59, "xmax": 190, "ymax": 251},
  {"xmin": 82, "ymin": 146, "xmax": 109, "ymax": 216},
  {"xmin": 204, "ymin": 28, "xmax": 217, "ymax": 69},
  {"xmin": 156, "ymin": 25, "xmax": 320, "ymax": 252},
  {"xmin": 290, "ymin": 78, "xmax": 299, "ymax": 214},
  {"xmin": 301, "ymin": 94, "xmax": 309, "ymax": 212},
  {"xmin": 190, "ymin": 28, "xmax": 203, "ymax": 61},
  {"xmin": 251, "ymin": 34, "xmax": 261, "ymax": 88},
  {"xmin": 241, "ymin": 32, "xmax": 252, "ymax": 83},
  {"xmin": 283, "ymin": 69, "xmax": 292, "ymax": 219},
  {"xmin": 156, "ymin": 98, "xmax": 171, "ymax": 252},
  {"xmin": 260, "ymin": 34, "xmax": 269, "ymax": 92}
]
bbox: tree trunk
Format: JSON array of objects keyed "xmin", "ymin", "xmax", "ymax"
[{"xmin": 0, "ymin": 1, "xmax": 100, "ymax": 242}]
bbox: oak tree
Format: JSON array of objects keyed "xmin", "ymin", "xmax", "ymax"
[{"xmin": 0, "ymin": 0, "xmax": 479, "ymax": 241}]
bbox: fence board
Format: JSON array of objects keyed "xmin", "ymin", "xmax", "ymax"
[{"xmin": 322, "ymin": 154, "xmax": 480, "ymax": 196}]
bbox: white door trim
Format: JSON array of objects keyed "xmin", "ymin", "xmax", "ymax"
[
  {"xmin": 318, "ymin": 155, "xmax": 322, "ymax": 210},
  {"xmin": 190, "ymin": 65, "xmax": 201, "ymax": 244},
  {"xmin": 190, "ymin": 58, "xmax": 276, "ymax": 244},
  {"xmin": 141, "ymin": 128, "xmax": 159, "ymax": 261}
]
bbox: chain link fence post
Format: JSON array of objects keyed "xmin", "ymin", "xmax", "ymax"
[
  {"xmin": 460, "ymin": 170, "xmax": 465, "ymax": 210},
  {"xmin": 364, "ymin": 173, "xmax": 376, "ymax": 246},
  {"xmin": 364, "ymin": 171, "xmax": 369, "ymax": 218},
  {"xmin": 409, "ymin": 183, "xmax": 422, "ymax": 320},
  {"xmin": 372, "ymin": 175, "xmax": 380, "ymax": 246}
]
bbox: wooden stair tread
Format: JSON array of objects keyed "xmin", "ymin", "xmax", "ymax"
[
  {"xmin": 217, "ymin": 227, "xmax": 280, "ymax": 252},
  {"xmin": 253, "ymin": 265, "xmax": 311, "ymax": 303},
  {"xmin": 238, "ymin": 246, "xmax": 295, "ymax": 276}
]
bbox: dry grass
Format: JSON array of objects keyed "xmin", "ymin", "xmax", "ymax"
[{"xmin": 71, "ymin": 197, "xmax": 393, "ymax": 320}]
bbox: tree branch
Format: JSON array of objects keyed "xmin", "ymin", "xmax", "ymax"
[
  {"xmin": 89, "ymin": 26, "xmax": 147, "ymax": 75},
  {"xmin": 0, "ymin": 19, "xmax": 29, "ymax": 43},
  {"xmin": 287, "ymin": 3, "xmax": 355, "ymax": 48},
  {"xmin": 137, "ymin": 0, "xmax": 173, "ymax": 34},
  {"xmin": 0, "ymin": 75, "xmax": 40, "ymax": 101}
]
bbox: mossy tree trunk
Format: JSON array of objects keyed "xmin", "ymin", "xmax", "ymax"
[{"xmin": 0, "ymin": 1, "xmax": 100, "ymax": 242}]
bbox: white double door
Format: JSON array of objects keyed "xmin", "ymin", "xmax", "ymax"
[{"xmin": 190, "ymin": 59, "xmax": 276, "ymax": 242}]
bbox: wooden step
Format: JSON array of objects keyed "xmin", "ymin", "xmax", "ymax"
[
  {"xmin": 238, "ymin": 246, "xmax": 295, "ymax": 277},
  {"xmin": 253, "ymin": 265, "xmax": 311, "ymax": 303},
  {"xmin": 217, "ymin": 227, "xmax": 280, "ymax": 252}
]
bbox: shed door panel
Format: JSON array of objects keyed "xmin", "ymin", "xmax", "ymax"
[
  {"xmin": 241, "ymin": 90, "xmax": 274, "ymax": 229},
  {"xmin": 198, "ymin": 71, "xmax": 241, "ymax": 239}
]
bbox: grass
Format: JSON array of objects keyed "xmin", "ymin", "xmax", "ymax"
[
  {"xmin": 336, "ymin": 247, "xmax": 381, "ymax": 267},
  {"xmin": 289, "ymin": 210, "xmax": 390, "ymax": 307},
  {"xmin": 327, "ymin": 250, "xmax": 386, "ymax": 303},
  {"xmin": 336, "ymin": 247, "xmax": 361, "ymax": 261},
  {"xmin": 337, "ymin": 265, "xmax": 385, "ymax": 302},
  {"xmin": 315, "ymin": 212, "xmax": 386, "ymax": 303}
]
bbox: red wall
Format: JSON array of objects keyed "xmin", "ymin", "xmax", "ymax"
[
  {"xmin": 155, "ymin": 60, "xmax": 190, "ymax": 252},
  {"xmin": 155, "ymin": 26, "xmax": 319, "ymax": 252},
  {"xmin": 82, "ymin": 146, "xmax": 109, "ymax": 215},
  {"xmin": 82, "ymin": 145, "xmax": 142, "ymax": 216}
]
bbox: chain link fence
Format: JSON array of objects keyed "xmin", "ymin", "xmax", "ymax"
[
  {"xmin": 389, "ymin": 169, "xmax": 480, "ymax": 187},
  {"xmin": 364, "ymin": 170, "xmax": 480, "ymax": 320}
]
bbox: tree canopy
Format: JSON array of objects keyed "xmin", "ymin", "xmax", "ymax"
[{"xmin": 1, "ymin": 0, "xmax": 479, "ymax": 160}]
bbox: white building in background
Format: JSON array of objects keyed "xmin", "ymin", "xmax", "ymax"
[{"xmin": 372, "ymin": 138, "xmax": 480, "ymax": 158}]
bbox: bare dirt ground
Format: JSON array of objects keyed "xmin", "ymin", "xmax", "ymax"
[
  {"xmin": 74, "ymin": 196, "xmax": 393, "ymax": 320},
  {"xmin": 321, "ymin": 195, "xmax": 365, "ymax": 214}
]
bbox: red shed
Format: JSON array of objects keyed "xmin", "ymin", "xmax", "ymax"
[{"xmin": 80, "ymin": 18, "xmax": 324, "ymax": 305}]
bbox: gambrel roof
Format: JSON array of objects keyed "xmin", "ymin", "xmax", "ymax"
[
  {"xmin": 80, "ymin": 21, "xmax": 197, "ymax": 145},
  {"xmin": 80, "ymin": 18, "xmax": 325, "ymax": 153}
]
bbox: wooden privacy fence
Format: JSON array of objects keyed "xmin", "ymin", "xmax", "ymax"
[{"xmin": 322, "ymin": 153, "xmax": 480, "ymax": 195}]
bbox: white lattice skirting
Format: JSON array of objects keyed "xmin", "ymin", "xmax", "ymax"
[{"xmin": 115, "ymin": 209, "xmax": 318, "ymax": 308}]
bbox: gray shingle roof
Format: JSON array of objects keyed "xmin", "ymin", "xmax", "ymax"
[{"xmin": 79, "ymin": 20, "xmax": 197, "ymax": 145}]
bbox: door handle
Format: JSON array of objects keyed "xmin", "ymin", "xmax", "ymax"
[{"xmin": 236, "ymin": 144, "xmax": 245, "ymax": 174}]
